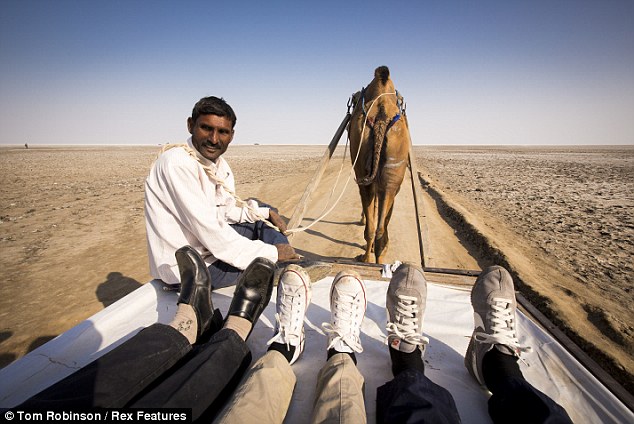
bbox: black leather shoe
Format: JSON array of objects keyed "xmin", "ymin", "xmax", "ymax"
[
  {"xmin": 175, "ymin": 246, "xmax": 214, "ymax": 339},
  {"xmin": 228, "ymin": 257, "xmax": 275, "ymax": 324}
]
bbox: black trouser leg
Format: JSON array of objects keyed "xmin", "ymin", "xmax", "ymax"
[
  {"xmin": 129, "ymin": 329, "xmax": 251, "ymax": 421},
  {"xmin": 20, "ymin": 324, "xmax": 190, "ymax": 408}
]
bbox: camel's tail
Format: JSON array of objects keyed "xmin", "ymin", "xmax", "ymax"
[{"xmin": 357, "ymin": 104, "xmax": 388, "ymax": 186}]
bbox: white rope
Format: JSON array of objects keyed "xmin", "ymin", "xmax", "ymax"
[
  {"xmin": 285, "ymin": 92, "xmax": 397, "ymax": 235},
  {"xmin": 158, "ymin": 144, "xmax": 280, "ymax": 232}
]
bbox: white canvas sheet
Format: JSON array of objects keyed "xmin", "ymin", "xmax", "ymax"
[{"xmin": 0, "ymin": 278, "xmax": 631, "ymax": 423}]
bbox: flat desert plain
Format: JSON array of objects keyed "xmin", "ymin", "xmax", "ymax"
[{"xmin": 0, "ymin": 144, "xmax": 632, "ymax": 394}]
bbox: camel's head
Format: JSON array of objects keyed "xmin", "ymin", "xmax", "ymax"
[
  {"xmin": 365, "ymin": 66, "xmax": 396, "ymax": 99},
  {"xmin": 374, "ymin": 66, "xmax": 390, "ymax": 84}
]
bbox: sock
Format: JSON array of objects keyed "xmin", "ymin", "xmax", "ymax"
[
  {"xmin": 268, "ymin": 342, "xmax": 296, "ymax": 363},
  {"xmin": 327, "ymin": 348, "xmax": 357, "ymax": 365},
  {"xmin": 223, "ymin": 316, "xmax": 253, "ymax": 341},
  {"xmin": 482, "ymin": 347, "xmax": 524, "ymax": 394},
  {"xmin": 168, "ymin": 304, "xmax": 197, "ymax": 345},
  {"xmin": 389, "ymin": 346, "xmax": 425, "ymax": 376}
]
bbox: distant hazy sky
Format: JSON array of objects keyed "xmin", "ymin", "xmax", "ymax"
[{"xmin": 1, "ymin": 0, "xmax": 633, "ymax": 145}]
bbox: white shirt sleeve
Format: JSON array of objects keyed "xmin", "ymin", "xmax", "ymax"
[
  {"xmin": 215, "ymin": 159, "xmax": 271, "ymax": 224},
  {"xmin": 224, "ymin": 199, "xmax": 271, "ymax": 224}
]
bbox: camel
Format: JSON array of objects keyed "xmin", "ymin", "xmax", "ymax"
[{"xmin": 348, "ymin": 66, "xmax": 410, "ymax": 264}]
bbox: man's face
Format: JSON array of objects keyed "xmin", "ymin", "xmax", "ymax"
[{"xmin": 187, "ymin": 114, "xmax": 234, "ymax": 162}]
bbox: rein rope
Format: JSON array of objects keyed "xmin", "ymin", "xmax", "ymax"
[{"xmin": 158, "ymin": 144, "xmax": 281, "ymax": 233}]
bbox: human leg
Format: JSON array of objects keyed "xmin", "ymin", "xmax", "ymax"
[
  {"xmin": 255, "ymin": 219, "xmax": 291, "ymax": 245},
  {"xmin": 217, "ymin": 263, "xmax": 314, "ymax": 423},
  {"xmin": 170, "ymin": 245, "xmax": 220, "ymax": 344},
  {"xmin": 19, "ymin": 324, "xmax": 192, "ymax": 409},
  {"xmin": 376, "ymin": 369, "xmax": 461, "ymax": 424},
  {"xmin": 377, "ymin": 263, "xmax": 461, "ymax": 424},
  {"xmin": 484, "ymin": 351, "xmax": 572, "ymax": 424},
  {"xmin": 385, "ymin": 263, "xmax": 429, "ymax": 375},
  {"xmin": 465, "ymin": 266, "xmax": 572, "ymax": 424},
  {"xmin": 208, "ymin": 221, "xmax": 289, "ymax": 288},
  {"xmin": 267, "ymin": 264, "xmax": 313, "ymax": 363},
  {"xmin": 208, "ymin": 257, "xmax": 242, "ymax": 289},
  {"xmin": 129, "ymin": 328, "xmax": 251, "ymax": 420},
  {"xmin": 311, "ymin": 270, "xmax": 368, "ymax": 424},
  {"xmin": 214, "ymin": 350, "xmax": 296, "ymax": 424},
  {"xmin": 20, "ymin": 246, "xmax": 217, "ymax": 409},
  {"xmin": 131, "ymin": 256, "xmax": 276, "ymax": 420},
  {"xmin": 312, "ymin": 353, "xmax": 366, "ymax": 424},
  {"xmin": 229, "ymin": 220, "xmax": 289, "ymax": 247}
]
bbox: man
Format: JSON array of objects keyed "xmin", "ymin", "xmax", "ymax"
[{"xmin": 145, "ymin": 96, "xmax": 299, "ymax": 288}]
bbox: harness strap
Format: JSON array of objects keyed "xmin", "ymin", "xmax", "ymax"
[
  {"xmin": 358, "ymin": 85, "xmax": 402, "ymax": 132},
  {"xmin": 387, "ymin": 113, "xmax": 401, "ymax": 131},
  {"xmin": 365, "ymin": 113, "xmax": 400, "ymax": 131},
  {"xmin": 360, "ymin": 87, "xmax": 367, "ymax": 117}
]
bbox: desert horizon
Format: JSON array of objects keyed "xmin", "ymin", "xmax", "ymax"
[
  {"xmin": 2, "ymin": 143, "xmax": 633, "ymax": 148},
  {"xmin": 0, "ymin": 144, "xmax": 632, "ymax": 395}
]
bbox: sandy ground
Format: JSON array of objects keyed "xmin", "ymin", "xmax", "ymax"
[
  {"xmin": 0, "ymin": 144, "xmax": 632, "ymax": 394},
  {"xmin": 414, "ymin": 145, "xmax": 634, "ymax": 394}
]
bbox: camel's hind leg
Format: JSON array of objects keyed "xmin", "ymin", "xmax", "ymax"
[
  {"xmin": 374, "ymin": 190, "xmax": 397, "ymax": 264},
  {"xmin": 375, "ymin": 143, "xmax": 408, "ymax": 263},
  {"xmin": 358, "ymin": 185, "xmax": 378, "ymax": 263}
]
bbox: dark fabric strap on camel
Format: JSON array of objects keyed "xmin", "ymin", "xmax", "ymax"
[
  {"xmin": 365, "ymin": 113, "xmax": 401, "ymax": 131},
  {"xmin": 358, "ymin": 86, "xmax": 402, "ymax": 131}
]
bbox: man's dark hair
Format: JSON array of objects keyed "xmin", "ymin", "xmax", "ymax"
[{"xmin": 191, "ymin": 96, "xmax": 237, "ymax": 128}]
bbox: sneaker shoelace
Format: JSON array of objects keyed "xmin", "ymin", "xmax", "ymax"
[
  {"xmin": 386, "ymin": 294, "xmax": 430, "ymax": 347},
  {"xmin": 474, "ymin": 297, "xmax": 532, "ymax": 356},
  {"xmin": 322, "ymin": 291, "xmax": 364, "ymax": 353},
  {"xmin": 267, "ymin": 284, "xmax": 305, "ymax": 349}
]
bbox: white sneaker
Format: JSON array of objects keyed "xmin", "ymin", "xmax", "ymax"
[
  {"xmin": 322, "ymin": 270, "xmax": 367, "ymax": 353},
  {"xmin": 267, "ymin": 264, "xmax": 312, "ymax": 364}
]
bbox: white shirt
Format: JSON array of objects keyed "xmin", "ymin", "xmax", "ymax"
[{"xmin": 144, "ymin": 138, "xmax": 278, "ymax": 284}]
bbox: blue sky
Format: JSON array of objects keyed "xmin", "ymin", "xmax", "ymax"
[{"xmin": 1, "ymin": 0, "xmax": 633, "ymax": 145}]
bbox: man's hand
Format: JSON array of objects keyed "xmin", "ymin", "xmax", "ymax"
[
  {"xmin": 275, "ymin": 244, "xmax": 301, "ymax": 262},
  {"xmin": 268, "ymin": 210, "xmax": 288, "ymax": 233}
]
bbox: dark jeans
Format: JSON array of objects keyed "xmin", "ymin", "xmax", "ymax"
[
  {"xmin": 376, "ymin": 369, "xmax": 572, "ymax": 424},
  {"xmin": 376, "ymin": 369, "xmax": 461, "ymax": 424},
  {"xmin": 20, "ymin": 324, "xmax": 252, "ymax": 422},
  {"xmin": 209, "ymin": 220, "xmax": 288, "ymax": 288},
  {"xmin": 487, "ymin": 376, "xmax": 573, "ymax": 424}
]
